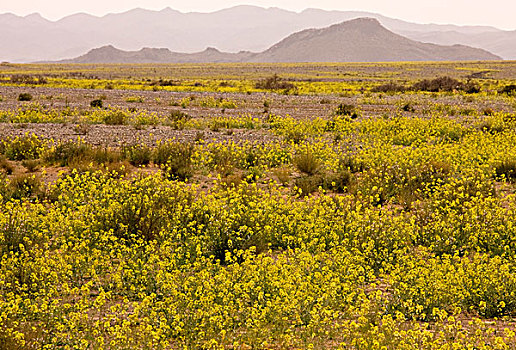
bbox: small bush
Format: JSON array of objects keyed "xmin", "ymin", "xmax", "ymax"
[
  {"xmin": 321, "ymin": 169, "xmax": 352, "ymax": 193},
  {"xmin": 3, "ymin": 134, "xmax": 44, "ymax": 161},
  {"xmin": 335, "ymin": 104, "xmax": 359, "ymax": 119},
  {"xmin": 495, "ymin": 159, "xmax": 516, "ymax": 182},
  {"xmin": 154, "ymin": 142, "xmax": 194, "ymax": 181},
  {"xmin": 284, "ymin": 129, "xmax": 306, "ymax": 145},
  {"xmin": 255, "ymin": 74, "xmax": 295, "ymax": 91},
  {"xmin": 9, "ymin": 174, "xmax": 42, "ymax": 200},
  {"xmin": 90, "ymin": 99, "xmax": 103, "ymax": 108},
  {"xmin": 211, "ymin": 148, "xmax": 236, "ymax": 177},
  {"xmin": 411, "ymin": 76, "xmax": 479, "ymax": 93},
  {"xmin": 168, "ymin": 110, "xmax": 191, "ymax": 129},
  {"xmin": 21, "ymin": 159, "xmax": 40, "ymax": 173},
  {"xmin": 103, "ymin": 110, "xmax": 128, "ymax": 125},
  {"xmin": 73, "ymin": 123, "xmax": 91, "ymax": 135},
  {"xmin": 273, "ymin": 167, "xmax": 291, "ymax": 186},
  {"xmin": 123, "ymin": 144, "xmax": 152, "ymax": 167},
  {"xmin": 43, "ymin": 141, "xmax": 92, "ymax": 167},
  {"xmin": 125, "ymin": 96, "xmax": 145, "ymax": 103},
  {"xmin": 11, "ymin": 74, "xmax": 47, "ymax": 85},
  {"xmin": 0, "ymin": 156, "xmax": 13, "ymax": 175},
  {"xmin": 295, "ymin": 175, "xmax": 322, "ymax": 196},
  {"xmin": 18, "ymin": 93, "xmax": 33, "ymax": 101},
  {"xmin": 499, "ymin": 84, "xmax": 516, "ymax": 96},
  {"xmin": 402, "ymin": 103, "xmax": 415, "ymax": 112},
  {"xmin": 294, "ymin": 152, "xmax": 320, "ymax": 175}
]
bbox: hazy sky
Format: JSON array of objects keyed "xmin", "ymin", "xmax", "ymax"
[{"xmin": 1, "ymin": 0, "xmax": 515, "ymax": 30}]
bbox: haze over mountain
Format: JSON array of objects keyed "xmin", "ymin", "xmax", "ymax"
[
  {"xmin": 62, "ymin": 18, "xmax": 500, "ymax": 64},
  {"xmin": 0, "ymin": 5, "xmax": 513, "ymax": 62}
]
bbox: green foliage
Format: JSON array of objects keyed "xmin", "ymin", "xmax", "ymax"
[{"xmin": 17, "ymin": 93, "xmax": 33, "ymax": 101}]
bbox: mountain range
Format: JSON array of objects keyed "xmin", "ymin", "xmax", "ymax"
[
  {"xmin": 63, "ymin": 18, "xmax": 500, "ymax": 63},
  {"xmin": 0, "ymin": 5, "xmax": 513, "ymax": 63}
]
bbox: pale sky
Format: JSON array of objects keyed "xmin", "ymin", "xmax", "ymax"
[{"xmin": 1, "ymin": 0, "xmax": 515, "ymax": 30}]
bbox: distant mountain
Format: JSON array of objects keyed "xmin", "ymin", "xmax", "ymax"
[
  {"xmin": 251, "ymin": 18, "xmax": 500, "ymax": 62},
  {"xmin": 0, "ymin": 6, "xmax": 514, "ymax": 63},
  {"xmin": 61, "ymin": 45, "xmax": 254, "ymax": 63},
  {"xmin": 401, "ymin": 30, "xmax": 516, "ymax": 61},
  {"xmin": 62, "ymin": 19, "xmax": 500, "ymax": 64}
]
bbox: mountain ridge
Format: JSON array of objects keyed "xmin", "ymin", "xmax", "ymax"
[
  {"xmin": 1, "ymin": 6, "xmax": 513, "ymax": 62},
  {"xmin": 57, "ymin": 18, "xmax": 501, "ymax": 64}
]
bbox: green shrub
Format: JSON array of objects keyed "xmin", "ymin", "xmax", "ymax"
[
  {"xmin": 154, "ymin": 142, "xmax": 194, "ymax": 181},
  {"xmin": 168, "ymin": 110, "xmax": 191, "ymax": 129},
  {"xmin": 103, "ymin": 110, "xmax": 128, "ymax": 125},
  {"xmin": 9, "ymin": 174, "xmax": 43, "ymax": 200},
  {"xmin": 295, "ymin": 175, "xmax": 322, "ymax": 196},
  {"xmin": 495, "ymin": 159, "xmax": 516, "ymax": 182},
  {"xmin": 18, "ymin": 93, "xmax": 33, "ymax": 101},
  {"xmin": 90, "ymin": 99, "xmax": 103, "ymax": 108},
  {"xmin": 499, "ymin": 84, "xmax": 516, "ymax": 96},
  {"xmin": 21, "ymin": 159, "xmax": 40, "ymax": 173},
  {"xmin": 255, "ymin": 74, "xmax": 295, "ymax": 91},
  {"xmin": 0, "ymin": 156, "xmax": 13, "ymax": 175},
  {"xmin": 2, "ymin": 134, "xmax": 45, "ymax": 161},
  {"xmin": 321, "ymin": 169, "xmax": 352, "ymax": 193},
  {"xmin": 294, "ymin": 152, "xmax": 320, "ymax": 175},
  {"xmin": 123, "ymin": 144, "xmax": 152, "ymax": 166},
  {"xmin": 335, "ymin": 104, "xmax": 359, "ymax": 119},
  {"xmin": 43, "ymin": 141, "xmax": 92, "ymax": 166}
]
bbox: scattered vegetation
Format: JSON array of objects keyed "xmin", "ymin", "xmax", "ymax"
[
  {"xmin": 1, "ymin": 61, "xmax": 516, "ymax": 348},
  {"xmin": 17, "ymin": 93, "xmax": 33, "ymax": 101}
]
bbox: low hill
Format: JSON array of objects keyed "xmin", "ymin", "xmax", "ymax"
[
  {"xmin": 251, "ymin": 18, "xmax": 500, "ymax": 62},
  {"xmin": 62, "ymin": 18, "xmax": 501, "ymax": 64}
]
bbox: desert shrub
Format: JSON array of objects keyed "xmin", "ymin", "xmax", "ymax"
[
  {"xmin": 255, "ymin": 74, "xmax": 295, "ymax": 91},
  {"xmin": 282, "ymin": 128, "xmax": 305, "ymax": 144},
  {"xmin": 103, "ymin": 161, "xmax": 132, "ymax": 178},
  {"xmin": 412, "ymin": 76, "xmax": 479, "ymax": 93},
  {"xmin": 123, "ymin": 144, "xmax": 152, "ymax": 166},
  {"xmin": 125, "ymin": 96, "xmax": 145, "ymax": 103},
  {"xmin": 73, "ymin": 123, "xmax": 91, "ymax": 135},
  {"xmin": 273, "ymin": 167, "xmax": 291, "ymax": 185},
  {"xmin": 18, "ymin": 93, "xmax": 33, "ymax": 101},
  {"xmin": 43, "ymin": 141, "xmax": 92, "ymax": 166},
  {"xmin": 8, "ymin": 174, "xmax": 43, "ymax": 200},
  {"xmin": 321, "ymin": 169, "xmax": 352, "ymax": 193},
  {"xmin": 102, "ymin": 110, "xmax": 128, "ymax": 125},
  {"xmin": 495, "ymin": 159, "xmax": 516, "ymax": 182},
  {"xmin": 499, "ymin": 84, "xmax": 516, "ymax": 96},
  {"xmin": 402, "ymin": 103, "xmax": 415, "ymax": 112},
  {"xmin": 154, "ymin": 142, "xmax": 194, "ymax": 181},
  {"xmin": 151, "ymin": 79, "xmax": 179, "ymax": 87},
  {"xmin": 10, "ymin": 74, "xmax": 47, "ymax": 85},
  {"xmin": 463, "ymin": 80, "xmax": 481, "ymax": 94},
  {"xmin": 44, "ymin": 141, "xmax": 120, "ymax": 167},
  {"xmin": 93, "ymin": 177, "xmax": 192, "ymax": 242},
  {"xmin": 294, "ymin": 152, "xmax": 320, "ymax": 175},
  {"xmin": 88, "ymin": 147, "xmax": 122, "ymax": 165},
  {"xmin": 335, "ymin": 103, "xmax": 359, "ymax": 119},
  {"xmin": 21, "ymin": 159, "xmax": 40, "ymax": 173},
  {"xmin": 90, "ymin": 99, "xmax": 103, "ymax": 108},
  {"xmin": 2, "ymin": 134, "xmax": 45, "ymax": 161},
  {"xmin": 295, "ymin": 175, "xmax": 322, "ymax": 196},
  {"xmin": 0, "ymin": 156, "xmax": 13, "ymax": 175},
  {"xmin": 412, "ymin": 76, "xmax": 461, "ymax": 92},
  {"xmin": 340, "ymin": 156, "xmax": 367, "ymax": 173},
  {"xmin": 211, "ymin": 148, "xmax": 236, "ymax": 177},
  {"xmin": 168, "ymin": 110, "xmax": 191, "ymax": 129}
]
